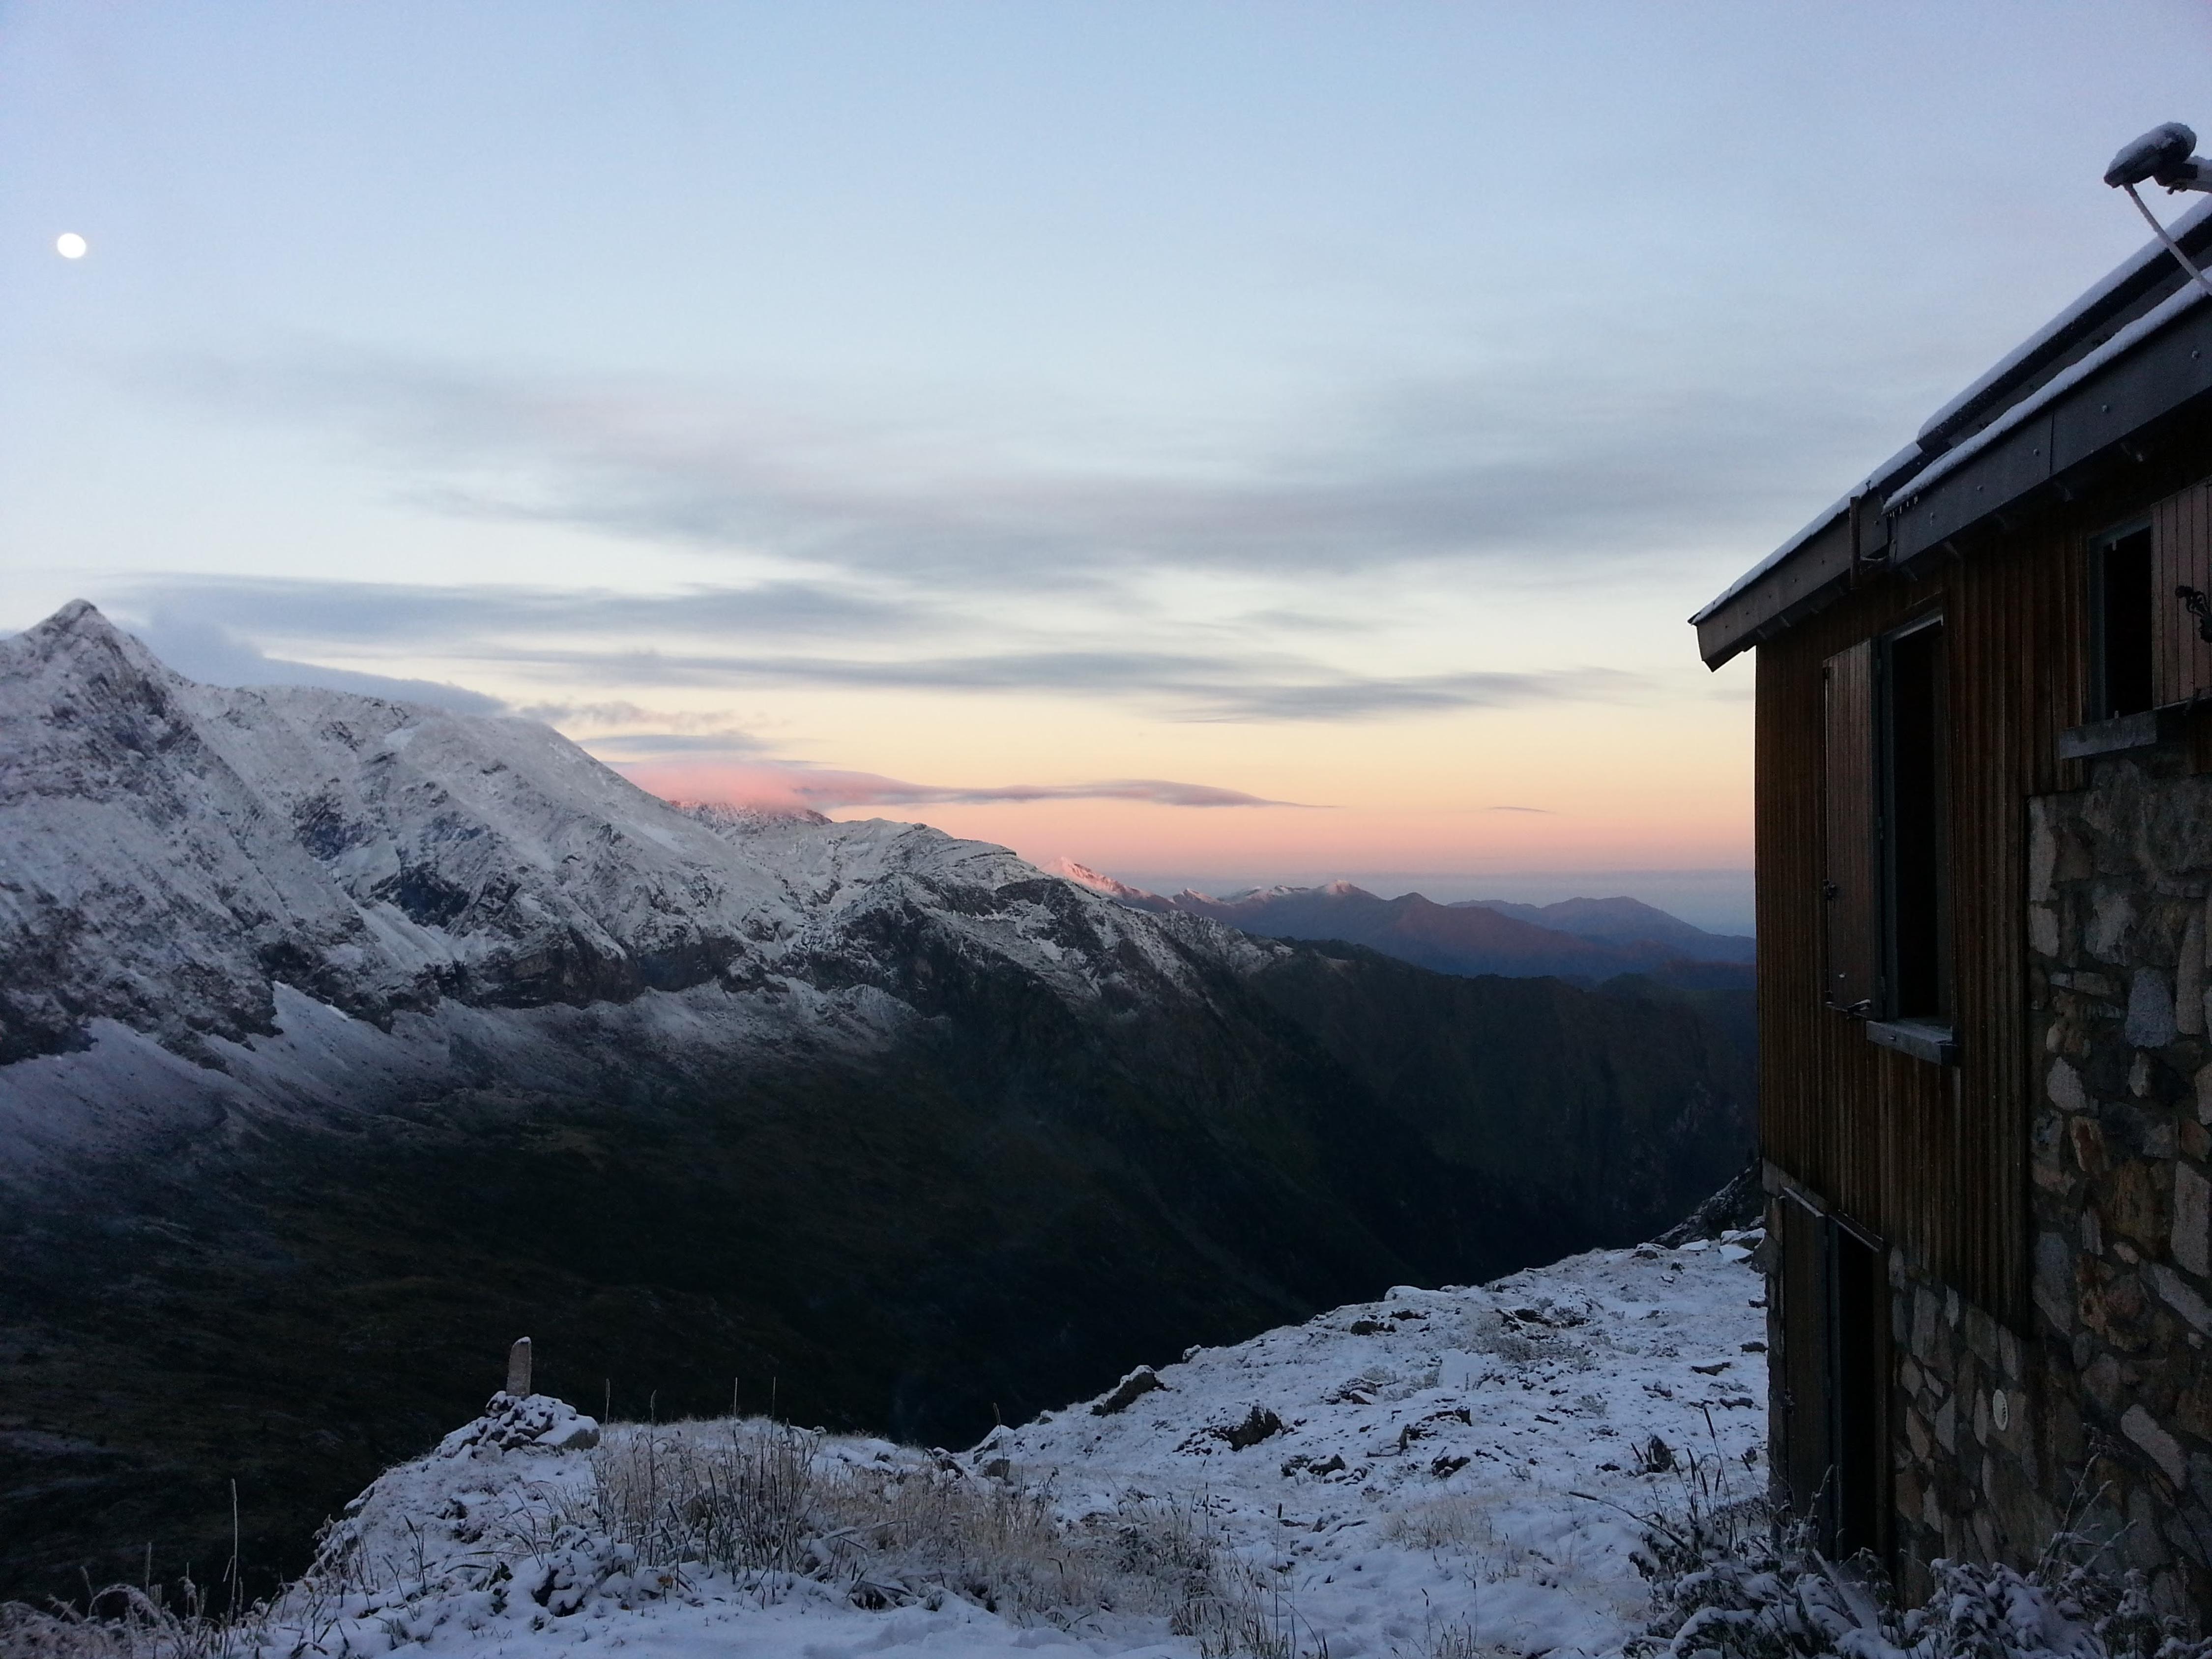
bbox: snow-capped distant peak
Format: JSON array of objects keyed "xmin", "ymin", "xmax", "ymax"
[{"xmin": 0, "ymin": 602, "xmax": 1255, "ymax": 1075}]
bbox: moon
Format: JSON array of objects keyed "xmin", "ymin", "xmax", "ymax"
[{"xmin": 55, "ymin": 233, "xmax": 87, "ymax": 260}]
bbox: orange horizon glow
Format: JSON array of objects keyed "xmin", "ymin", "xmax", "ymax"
[{"xmin": 610, "ymin": 750, "xmax": 1753, "ymax": 883}]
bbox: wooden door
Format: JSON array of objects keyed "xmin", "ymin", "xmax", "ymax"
[
  {"xmin": 1777, "ymin": 1194, "xmax": 1892, "ymax": 1563},
  {"xmin": 1779, "ymin": 1193, "xmax": 1833, "ymax": 1519}
]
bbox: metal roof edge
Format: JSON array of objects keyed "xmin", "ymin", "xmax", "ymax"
[
  {"xmin": 1688, "ymin": 441, "xmax": 1922, "ymax": 630},
  {"xmin": 1691, "ymin": 196, "xmax": 2212, "ymax": 668},
  {"xmin": 1886, "ymin": 280, "xmax": 2207, "ymax": 515},
  {"xmin": 1916, "ymin": 196, "xmax": 2212, "ymax": 453}
]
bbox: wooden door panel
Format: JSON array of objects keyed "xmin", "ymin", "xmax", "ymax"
[{"xmin": 1779, "ymin": 1193, "xmax": 1832, "ymax": 1521}]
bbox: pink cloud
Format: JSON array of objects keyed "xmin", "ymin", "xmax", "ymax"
[{"xmin": 610, "ymin": 759, "xmax": 1313, "ymax": 814}]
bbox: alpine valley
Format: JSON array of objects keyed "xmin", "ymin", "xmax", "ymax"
[{"xmin": 0, "ymin": 603, "xmax": 1753, "ymax": 1604}]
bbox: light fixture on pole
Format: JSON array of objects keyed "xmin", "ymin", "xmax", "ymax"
[{"xmin": 2106, "ymin": 122, "xmax": 2212, "ymax": 299}]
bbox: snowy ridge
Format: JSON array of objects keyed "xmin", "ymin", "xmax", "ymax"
[
  {"xmin": 240, "ymin": 1236, "xmax": 1766, "ymax": 1658},
  {"xmin": 0, "ymin": 602, "xmax": 1270, "ymax": 1092}
]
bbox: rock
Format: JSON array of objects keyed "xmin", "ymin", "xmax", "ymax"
[
  {"xmin": 2124, "ymin": 1403, "xmax": 2188, "ymax": 1486},
  {"xmin": 1223, "ymin": 1405, "xmax": 1285, "ymax": 1450},
  {"xmin": 1655, "ymin": 1153, "xmax": 1762, "ymax": 1246},
  {"xmin": 2126, "ymin": 968, "xmax": 2179, "ymax": 1049},
  {"xmin": 1091, "ymin": 1365, "xmax": 1166, "ymax": 1416},
  {"xmin": 2175, "ymin": 1164, "xmax": 2212, "ymax": 1279},
  {"xmin": 437, "ymin": 1392, "xmax": 601, "ymax": 1457}
]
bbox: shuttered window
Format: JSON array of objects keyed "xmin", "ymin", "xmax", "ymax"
[
  {"xmin": 1825, "ymin": 624, "xmax": 1951, "ymax": 1025},
  {"xmin": 1824, "ymin": 640, "xmax": 1878, "ymax": 1015},
  {"xmin": 2152, "ymin": 480, "xmax": 2212, "ymax": 707}
]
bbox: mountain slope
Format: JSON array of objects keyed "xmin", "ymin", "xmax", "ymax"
[
  {"xmin": 0, "ymin": 604, "xmax": 1753, "ymax": 1606},
  {"xmin": 1461, "ymin": 895, "xmax": 1754, "ymax": 961},
  {"xmin": 1057, "ymin": 867, "xmax": 1751, "ymax": 981}
]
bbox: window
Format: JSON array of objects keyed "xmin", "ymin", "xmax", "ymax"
[
  {"xmin": 1823, "ymin": 614, "xmax": 1951, "ymax": 1036},
  {"xmin": 2091, "ymin": 524, "xmax": 2153, "ymax": 722}
]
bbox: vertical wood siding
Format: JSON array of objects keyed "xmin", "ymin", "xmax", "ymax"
[
  {"xmin": 1823, "ymin": 641, "xmax": 1879, "ymax": 1014},
  {"xmin": 1759, "ymin": 522, "xmax": 2090, "ymax": 1324},
  {"xmin": 2153, "ymin": 479, "xmax": 2212, "ymax": 705}
]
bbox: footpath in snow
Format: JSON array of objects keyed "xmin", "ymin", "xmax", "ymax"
[{"xmin": 193, "ymin": 1233, "xmax": 1767, "ymax": 1659}]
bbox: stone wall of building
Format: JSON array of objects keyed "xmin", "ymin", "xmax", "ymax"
[
  {"xmin": 1884, "ymin": 1237, "xmax": 2059, "ymax": 1604},
  {"xmin": 2013, "ymin": 748, "xmax": 2212, "ymax": 1614},
  {"xmin": 1767, "ymin": 746, "xmax": 2212, "ymax": 1615}
]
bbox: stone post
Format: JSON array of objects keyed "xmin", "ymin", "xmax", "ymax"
[{"xmin": 507, "ymin": 1337, "xmax": 532, "ymax": 1397}]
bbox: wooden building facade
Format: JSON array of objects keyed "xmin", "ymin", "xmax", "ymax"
[{"xmin": 1695, "ymin": 194, "xmax": 2212, "ymax": 1614}]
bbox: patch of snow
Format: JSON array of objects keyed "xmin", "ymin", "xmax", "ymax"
[{"xmin": 236, "ymin": 1241, "xmax": 1764, "ymax": 1657}]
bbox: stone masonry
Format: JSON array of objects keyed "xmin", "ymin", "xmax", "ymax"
[
  {"xmin": 1883, "ymin": 1236, "xmax": 2056, "ymax": 1604},
  {"xmin": 2010, "ymin": 746, "xmax": 2212, "ymax": 1615}
]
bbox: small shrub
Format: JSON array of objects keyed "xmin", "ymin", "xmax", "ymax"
[
  {"xmin": 0, "ymin": 1583, "xmax": 260, "ymax": 1659},
  {"xmin": 1625, "ymin": 1455, "xmax": 2212, "ymax": 1659}
]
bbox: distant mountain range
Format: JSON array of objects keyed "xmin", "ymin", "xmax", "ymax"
[
  {"xmin": 0, "ymin": 603, "xmax": 1756, "ymax": 1605},
  {"xmin": 1055, "ymin": 866, "xmax": 1755, "ymax": 983}
]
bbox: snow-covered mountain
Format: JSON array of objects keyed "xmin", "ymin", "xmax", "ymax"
[
  {"xmin": 0, "ymin": 600, "xmax": 1238, "ymax": 1072},
  {"xmin": 0, "ymin": 603, "xmax": 1753, "ymax": 1609}
]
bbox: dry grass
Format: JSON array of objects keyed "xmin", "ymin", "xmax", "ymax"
[
  {"xmin": 5, "ymin": 1418, "xmax": 1320, "ymax": 1657},
  {"xmin": 572, "ymin": 1418, "xmax": 1299, "ymax": 1642},
  {"xmin": 0, "ymin": 1584, "xmax": 260, "ymax": 1659}
]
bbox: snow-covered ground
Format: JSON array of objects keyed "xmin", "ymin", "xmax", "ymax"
[{"xmin": 242, "ymin": 1232, "xmax": 1765, "ymax": 1658}]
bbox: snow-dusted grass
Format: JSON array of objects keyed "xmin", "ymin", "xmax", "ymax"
[
  {"xmin": 7, "ymin": 1233, "xmax": 1783, "ymax": 1658},
  {"xmin": 566, "ymin": 1418, "xmax": 1231, "ymax": 1629},
  {"xmin": 16, "ymin": 1229, "xmax": 2203, "ymax": 1659},
  {"xmin": 1629, "ymin": 1473, "xmax": 2210, "ymax": 1659},
  {"xmin": 0, "ymin": 1585, "xmax": 248, "ymax": 1659}
]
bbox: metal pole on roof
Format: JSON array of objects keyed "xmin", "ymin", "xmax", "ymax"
[{"xmin": 2105, "ymin": 122, "xmax": 2212, "ymax": 302}]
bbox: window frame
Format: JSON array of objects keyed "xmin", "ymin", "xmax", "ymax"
[
  {"xmin": 2088, "ymin": 517, "xmax": 2154, "ymax": 725},
  {"xmin": 1822, "ymin": 609, "xmax": 1956, "ymax": 1060}
]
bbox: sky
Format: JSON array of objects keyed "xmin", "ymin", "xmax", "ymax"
[{"xmin": 7, "ymin": 3, "xmax": 2212, "ymax": 932}]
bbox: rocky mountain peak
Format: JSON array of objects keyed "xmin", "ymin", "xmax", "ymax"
[{"xmin": 0, "ymin": 604, "xmax": 1234, "ymax": 1068}]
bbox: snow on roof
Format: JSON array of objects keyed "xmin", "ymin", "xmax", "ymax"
[
  {"xmin": 1915, "ymin": 195, "xmax": 2212, "ymax": 448},
  {"xmin": 1886, "ymin": 278, "xmax": 2209, "ymax": 512},
  {"xmin": 1697, "ymin": 196, "xmax": 2212, "ymax": 633}
]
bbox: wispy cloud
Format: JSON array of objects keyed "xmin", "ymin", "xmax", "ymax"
[
  {"xmin": 1484, "ymin": 804, "xmax": 1555, "ymax": 814},
  {"xmin": 121, "ymin": 574, "xmax": 909, "ymax": 646},
  {"xmin": 567, "ymin": 728, "xmax": 770, "ymax": 757},
  {"xmin": 110, "ymin": 577, "xmax": 1653, "ymax": 723},
  {"xmin": 161, "ymin": 348, "xmax": 1889, "ymax": 591},
  {"xmin": 610, "ymin": 760, "xmax": 1312, "ymax": 812},
  {"xmin": 129, "ymin": 610, "xmax": 507, "ymax": 713},
  {"xmin": 523, "ymin": 644, "xmax": 1648, "ymax": 723}
]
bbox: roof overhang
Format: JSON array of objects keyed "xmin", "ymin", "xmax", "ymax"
[{"xmin": 1693, "ymin": 198, "xmax": 2212, "ymax": 670}]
